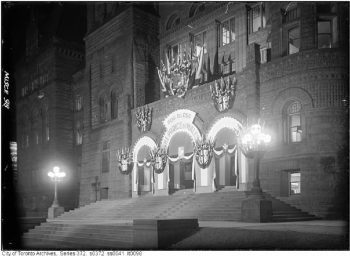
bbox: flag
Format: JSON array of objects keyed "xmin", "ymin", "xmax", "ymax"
[
  {"xmin": 192, "ymin": 157, "xmax": 196, "ymax": 192},
  {"xmin": 212, "ymin": 159, "xmax": 216, "ymax": 192},
  {"xmin": 166, "ymin": 52, "xmax": 171, "ymax": 74},
  {"xmin": 151, "ymin": 166, "xmax": 155, "ymax": 194},
  {"xmin": 235, "ymin": 148, "xmax": 239, "ymax": 189},
  {"xmin": 195, "ymin": 46, "xmax": 204, "ymax": 80}
]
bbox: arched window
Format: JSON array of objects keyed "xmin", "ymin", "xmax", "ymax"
[
  {"xmin": 283, "ymin": 101, "xmax": 302, "ymax": 143},
  {"xmin": 111, "ymin": 90, "xmax": 118, "ymax": 119},
  {"xmin": 99, "ymin": 95, "xmax": 108, "ymax": 123},
  {"xmin": 189, "ymin": 3, "xmax": 205, "ymax": 18},
  {"xmin": 166, "ymin": 14, "xmax": 180, "ymax": 30}
]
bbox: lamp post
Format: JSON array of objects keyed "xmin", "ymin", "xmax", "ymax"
[
  {"xmin": 240, "ymin": 123, "xmax": 272, "ymax": 222},
  {"xmin": 47, "ymin": 166, "xmax": 66, "ymax": 219}
]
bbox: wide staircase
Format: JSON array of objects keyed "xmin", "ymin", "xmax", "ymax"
[{"xmin": 21, "ymin": 190, "xmax": 318, "ymax": 249}]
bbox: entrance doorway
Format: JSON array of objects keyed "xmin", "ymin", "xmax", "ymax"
[
  {"xmin": 168, "ymin": 132, "xmax": 194, "ymax": 193},
  {"xmin": 169, "ymin": 160, "xmax": 193, "ymax": 192},
  {"xmin": 214, "ymin": 127, "xmax": 238, "ymax": 188}
]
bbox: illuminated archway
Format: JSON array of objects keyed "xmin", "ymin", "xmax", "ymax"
[
  {"xmin": 132, "ymin": 136, "xmax": 157, "ymax": 162},
  {"xmin": 207, "ymin": 116, "xmax": 243, "ymax": 142},
  {"xmin": 160, "ymin": 109, "xmax": 201, "ymax": 149},
  {"xmin": 132, "ymin": 136, "xmax": 157, "ymax": 192}
]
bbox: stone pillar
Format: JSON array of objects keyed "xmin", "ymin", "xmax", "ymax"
[
  {"xmin": 235, "ymin": 5, "xmax": 248, "ymax": 72},
  {"xmin": 245, "ymin": 43, "xmax": 261, "ymax": 125},
  {"xmin": 270, "ymin": 2, "xmax": 283, "ymax": 59},
  {"xmin": 300, "ymin": 2, "xmax": 316, "ymax": 51}
]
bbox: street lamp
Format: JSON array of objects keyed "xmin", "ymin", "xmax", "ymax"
[
  {"xmin": 47, "ymin": 166, "xmax": 66, "ymax": 218},
  {"xmin": 240, "ymin": 124, "xmax": 271, "ymax": 195},
  {"xmin": 239, "ymin": 123, "xmax": 272, "ymax": 222}
]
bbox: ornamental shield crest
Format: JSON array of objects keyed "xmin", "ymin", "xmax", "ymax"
[
  {"xmin": 150, "ymin": 147, "xmax": 167, "ymax": 174},
  {"xmin": 136, "ymin": 106, "xmax": 152, "ymax": 133},
  {"xmin": 117, "ymin": 147, "xmax": 133, "ymax": 175},
  {"xmin": 194, "ymin": 138, "xmax": 215, "ymax": 169},
  {"xmin": 157, "ymin": 47, "xmax": 204, "ymax": 98},
  {"xmin": 210, "ymin": 76, "xmax": 236, "ymax": 113}
]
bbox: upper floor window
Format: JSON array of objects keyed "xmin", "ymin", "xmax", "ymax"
[
  {"xmin": 166, "ymin": 14, "xmax": 181, "ymax": 30},
  {"xmin": 247, "ymin": 3, "xmax": 266, "ymax": 33},
  {"xmin": 282, "ymin": 2, "xmax": 300, "ymax": 24},
  {"xmin": 101, "ymin": 141, "xmax": 110, "ymax": 173},
  {"xmin": 288, "ymin": 26, "xmax": 300, "ymax": 55},
  {"xmin": 317, "ymin": 3, "xmax": 338, "ymax": 49},
  {"xmin": 221, "ymin": 17, "xmax": 235, "ymax": 46},
  {"xmin": 283, "ymin": 101, "xmax": 302, "ymax": 143},
  {"xmin": 99, "ymin": 96, "xmax": 108, "ymax": 123},
  {"xmin": 260, "ymin": 43, "xmax": 271, "ymax": 64},
  {"xmin": 75, "ymin": 95, "xmax": 83, "ymax": 112}
]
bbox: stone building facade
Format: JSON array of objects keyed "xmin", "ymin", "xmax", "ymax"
[
  {"xmin": 72, "ymin": 2, "xmax": 348, "ymax": 219},
  {"xmin": 15, "ymin": 5, "xmax": 85, "ymax": 217}
]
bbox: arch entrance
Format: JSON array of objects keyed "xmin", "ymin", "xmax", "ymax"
[
  {"xmin": 207, "ymin": 116, "xmax": 248, "ymax": 190},
  {"xmin": 161, "ymin": 109, "xmax": 201, "ymax": 193}
]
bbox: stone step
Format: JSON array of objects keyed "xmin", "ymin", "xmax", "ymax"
[
  {"xmin": 23, "ymin": 230, "xmax": 133, "ymax": 242},
  {"xmin": 23, "ymin": 232, "xmax": 133, "ymax": 247},
  {"xmin": 22, "ymin": 237, "xmax": 132, "ymax": 249},
  {"xmin": 30, "ymin": 225, "xmax": 133, "ymax": 235}
]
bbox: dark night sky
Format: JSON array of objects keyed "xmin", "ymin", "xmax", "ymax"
[{"xmin": 2, "ymin": 2, "xmax": 87, "ymax": 69}]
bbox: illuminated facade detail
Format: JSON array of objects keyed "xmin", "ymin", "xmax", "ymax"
[
  {"xmin": 207, "ymin": 116, "xmax": 243, "ymax": 141},
  {"xmin": 135, "ymin": 105, "xmax": 152, "ymax": 133},
  {"xmin": 117, "ymin": 147, "xmax": 133, "ymax": 175},
  {"xmin": 132, "ymin": 136, "xmax": 158, "ymax": 192},
  {"xmin": 163, "ymin": 109, "xmax": 197, "ymax": 129},
  {"xmin": 161, "ymin": 109, "xmax": 201, "ymax": 149},
  {"xmin": 210, "ymin": 76, "xmax": 237, "ymax": 112},
  {"xmin": 150, "ymin": 146, "xmax": 168, "ymax": 174},
  {"xmin": 194, "ymin": 137, "xmax": 215, "ymax": 169},
  {"xmin": 157, "ymin": 47, "xmax": 203, "ymax": 98}
]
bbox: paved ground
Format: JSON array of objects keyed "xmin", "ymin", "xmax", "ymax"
[{"xmin": 171, "ymin": 220, "xmax": 349, "ymax": 250}]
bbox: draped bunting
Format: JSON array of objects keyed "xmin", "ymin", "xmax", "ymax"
[
  {"xmin": 132, "ymin": 145, "xmax": 239, "ymax": 194},
  {"xmin": 167, "ymin": 153, "xmax": 194, "ymax": 163},
  {"xmin": 212, "ymin": 145, "xmax": 238, "ymax": 190},
  {"xmin": 166, "ymin": 153, "xmax": 196, "ymax": 192}
]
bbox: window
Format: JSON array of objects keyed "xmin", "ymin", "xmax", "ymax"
[
  {"xmin": 317, "ymin": 20, "xmax": 332, "ymax": 48},
  {"xmin": 75, "ymin": 95, "xmax": 82, "ymax": 112},
  {"xmin": 290, "ymin": 172, "xmax": 301, "ymax": 195},
  {"xmin": 284, "ymin": 101, "xmax": 302, "ymax": 143},
  {"xmin": 260, "ymin": 45, "xmax": 271, "ymax": 64},
  {"xmin": 282, "ymin": 3, "xmax": 300, "ymax": 24},
  {"xmin": 288, "ymin": 26, "xmax": 300, "ymax": 55},
  {"xmin": 194, "ymin": 31, "xmax": 207, "ymax": 54},
  {"xmin": 99, "ymin": 96, "xmax": 108, "ymax": 123},
  {"xmin": 101, "ymin": 141, "xmax": 110, "ymax": 173},
  {"xmin": 111, "ymin": 90, "xmax": 118, "ymax": 119},
  {"xmin": 168, "ymin": 44, "xmax": 179, "ymax": 64},
  {"xmin": 317, "ymin": 3, "xmax": 338, "ymax": 49},
  {"xmin": 247, "ymin": 3, "xmax": 266, "ymax": 33},
  {"xmin": 221, "ymin": 18, "xmax": 235, "ymax": 46}
]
